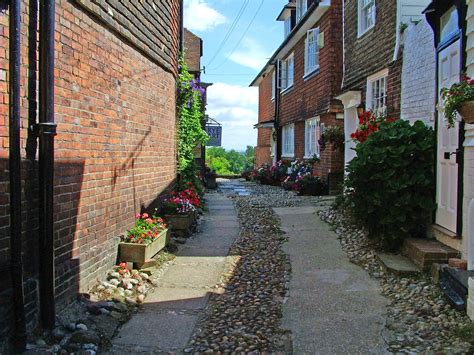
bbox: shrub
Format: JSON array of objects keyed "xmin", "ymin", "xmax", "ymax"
[{"xmin": 345, "ymin": 119, "xmax": 436, "ymax": 250}]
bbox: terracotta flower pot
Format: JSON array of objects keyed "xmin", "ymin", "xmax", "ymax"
[
  {"xmin": 457, "ymin": 101, "xmax": 474, "ymax": 124},
  {"xmin": 119, "ymin": 228, "xmax": 169, "ymax": 265}
]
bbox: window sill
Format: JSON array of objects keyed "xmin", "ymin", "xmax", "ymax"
[
  {"xmin": 281, "ymin": 154, "xmax": 295, "ymax": 159},
  {"xmin": 304, "ymin": 155, "xmax": 320, "ymax": 160},
  {"xmin": 303, "ymin": 67, "xmax": 320, "ymax": 81},
  {"xmin": 357, "ymin": 24, "xmax": 375, "ymax": 39},
  {"xmin": 281, "ymin": 85, "xmax": 294, "ymax": 95}
]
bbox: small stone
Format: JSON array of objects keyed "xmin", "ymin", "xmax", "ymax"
[
  {"xmin": 36, "ymin": 339, "xmax": 47, "ymax": 346},
  {"xmin": 52, "ymin": 327, "xmax": 66, "ymax": 340},
  {"xmin": 137, "ymin": 285, "xmax": 146, "ymax": 294},
  {"xmin": 108, "ymin": 278, "xmax": 120, "ymax": 287},
  {"xmin": 65, "ymin": 322, "xmax": 76, "ymax": 331},
  {"xmin": 137, "ymin": 294, "xmax": 145, "ymax": 303},
  {"xmin": 76, "ymin": 323, "xmax": 88, "ymax": 331},
  {"xmin": 69, "ymin": 330, "xmax": 100, "ymax": 345},
  {"xmin": 108, "ymin": 271, "xmax": 120, "ymax": 279}
]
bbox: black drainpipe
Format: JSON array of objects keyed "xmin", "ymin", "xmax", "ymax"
[
  {"xmin": 274, "ymin": 61, "xmax": 282, "ymax": 161},
  {"xmin": 179, "ymin": 0, "xmax": 184, "ymax": 53},
  {"xmin": 9, "ymin": 0, "xmax": 27, "ymax": 350},
  {"xmin": 38, "ymin": 0, "xmax": 57, "ymax": 329}
]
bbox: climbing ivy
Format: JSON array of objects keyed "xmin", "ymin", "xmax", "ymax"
[{"xmin": 176, "ymin": 54, "xmax": 209, "ymax": 178}]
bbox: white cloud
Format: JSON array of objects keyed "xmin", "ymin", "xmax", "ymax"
[
  {"xmin": 228, "ymin": 38, "xmax": 269, "ymax": 71},
  {"xmin": 206, "ymin": 83, "xmax": 258, "ymax": 150},
  {"xmin": 184, "ymin": 0, "xmax": 226, "ymax": 32}
]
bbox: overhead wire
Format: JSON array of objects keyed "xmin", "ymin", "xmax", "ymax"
[
  {"xmin": 211, "ymin": 0, "xmax": 266, "ymax": 71},
  {"xmin": 205, "ymin": 0, "xmax": 249, "ymax": 68}
]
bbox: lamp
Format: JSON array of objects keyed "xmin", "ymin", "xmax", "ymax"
[{"xmin": 357, "ymin": 103, "xmax": 366, "ymax": 117}]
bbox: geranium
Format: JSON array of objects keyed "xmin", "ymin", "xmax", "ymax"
[
  {"xmin": 163, "ymin": 196, "xmax": 197, "ymax": 215},
  {"xmin": 124, "ymin": 213, "xmax": 167, "ymax": 244},
  {"xmin": 440, "ymin": 74, "xmax": 474, "ymax": 128},
  {"xmin": 351, "ymin": 111, "xmax": 397, "ymax": 143}
]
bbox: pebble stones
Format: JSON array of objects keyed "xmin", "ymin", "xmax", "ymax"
[
  {"xmin": 189, "ymin": 183, "xmax": 296, "ymax": 352},
  {"xmin": 318, "ymin": 207, "xmax": 473, "ymax": 353}
]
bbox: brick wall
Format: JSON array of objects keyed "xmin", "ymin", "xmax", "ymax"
[
  {"xmin": 255, "ymin": 69, "xmax": 276, "ymax": 167},
  {"xmin": 342, "ymin": 0, "xmax": 397, "ymax": 91},
  {"xmin": 255, "ymin": 128, "xmax": 273, "ymax": 167},
  {"xmin": 184, "ymin": 28, "xmax": 202, "ymax": 73},
  {"xmin": 279, "ymin": 4, "xmax": 343, "ymax": 124},
  {"xmin": 0, "ymin": 0, "xmax": 179, "ymax": 347},
  {"xmin": 400, "ymin": 20, "xmax": 436, "ymax": 126}
]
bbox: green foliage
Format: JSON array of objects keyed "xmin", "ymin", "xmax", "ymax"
[
  {"xmin": 177, "ymin": 55, "xmax": 209, "ymax": 175},
  {"xmin": 345, "ymin": 120, "xmax": 436, "ymax": 250},
  {"xmin": 206, "ymin": 146, "xmax": 254, "ymax": 175},
  {"xmin": 320, "ymin": 126, "xmax": 344, "ymax": 151},
  {"xmin": 440, "ymin": 75, "xmax": 474, "ymax": 128}
]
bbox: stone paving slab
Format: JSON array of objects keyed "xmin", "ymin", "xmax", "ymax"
[
  {"xmin": 142, "ymin": 288, "xmax": 210, "ymax": 310},
  {"xmin": 274, "ymin": 206, "xmax": 389, "ymax": 353},
  {"xmin": 158, "ymin": 260, "xmax": 225, "ymax": 288},
  {"xmin": 112, "ymin": 189, "xmax": 240, "ymax": 352},
  {"xmin": 113, "ymin": 311, "xmax": 198, "ymax": 349}
]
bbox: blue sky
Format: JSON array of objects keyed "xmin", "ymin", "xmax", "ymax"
[{"xmin": 183, "ymin": 0, "xmax": 288, "ymax": 151}]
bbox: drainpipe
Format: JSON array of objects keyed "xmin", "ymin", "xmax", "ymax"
[
  {"xmin": 38, "ymin": 0, "xmax": 57, "ymax": 329},
  {"xmin": 179, "ymin": 0, "xmax": 184, "ymax": 53},
  {"xmin": 274, "ymin": 61, "xmax": 282, "ymax": 161},
  {"xmin": 9, "ymin": 0, "xmax": 27, "ymax": 350}
]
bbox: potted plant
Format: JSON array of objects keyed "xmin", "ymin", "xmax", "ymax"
[
  {"xmin": 204, "ymin": 167, "xmax": 217, "ymax": 189},
  {"xmin": 119, "ymin": 213, "xmax": 169, "ymax": 267},
  {"xmin": 440, "ymin": 75, "xmax": 474, "ymax": 127},
  {"xmin": 294, "ymin": 174, "xmax": 329, "ymax": 196},
  {"xmin": 162, "ymin": 196, "xmax": 197, "ymax": 236},
  {"xmin": 319, "ymin": 126, "xmax": 345, "ymax": 151}
]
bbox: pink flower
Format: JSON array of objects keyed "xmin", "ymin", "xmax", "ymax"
[
  {"xmin": 142, "ymin": 213, "xmax": 149, "ymax": 219},
  {"xmin": 135, "ymin": 213, "xmax": 141, "ymax": 218}
]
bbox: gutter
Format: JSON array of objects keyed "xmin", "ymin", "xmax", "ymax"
[
  {"xmin": 179, "ymin": 0, "xmax": 184, "ymax": 53},
  {"xmin": 9, "ymin": 0, "xmax": 27, "ymax": 350},
  {"xmin": 38, "ymin": 0, "xmax": 57, "ymax": 329}
]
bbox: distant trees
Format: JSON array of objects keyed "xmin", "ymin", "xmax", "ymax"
[{"xmin": 206, "ymin": 146, "xmax": 254, "ymax": 175}]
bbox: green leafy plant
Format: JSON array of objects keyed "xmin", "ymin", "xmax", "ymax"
[
  {"xmin": 319, "ymin": 126, "xmax": 344, "ymax": 151},
  {"xmin": 177, "ymin": 54, "xmax": 209, "ymax": 176},
  {"xmin": 345, "ymin": 119, "xmax": 436, "ymax": 250},
  {"xmin": 124, "ymin": 213, "xmax": 167, "ymax": 244},
  {"xmin": 440, "ymin": 75, "xmax": 474, "ymax": 128}
]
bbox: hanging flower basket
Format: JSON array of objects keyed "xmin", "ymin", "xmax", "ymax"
[
  {"xmin": 119, "ymin": 228, "xmax": 169, "ymax": 265},
  {"xmin": 457, "ymin": 101, "xmax": 474, "ymax": 124}
]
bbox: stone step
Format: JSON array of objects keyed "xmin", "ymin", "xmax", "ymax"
[
  {"xmin": 376, "ymin": 252, "xmax": 420, "ymax": 275},
  {"xmin": 402, "ymin": 238, "xmax": 459, "ymax": 271}
]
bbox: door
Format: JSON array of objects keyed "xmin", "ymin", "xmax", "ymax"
[{"xmin": 436, "ymin": 39, "xmax": 461, "ymax": 232}]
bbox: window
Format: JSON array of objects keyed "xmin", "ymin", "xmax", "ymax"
[
  {"xmin": 271, "ymin": 71, "xmax": 276, "ymax": 100},
  {"xmin": 281, "ymin": 53, "xmax": 294, "ymax": 91},
  {"xmin": 440, "ymin": 6, "xmax": 459, "ymax": 42},
  {"xmin": 305, "ymin": 118, "xmax": 320, "ymax": 158},
  {"xmin": 284, "ymin": 17, "xmax": 292, "ymax": 37},
  {"xmin": 358, "ymin": 0, "xmax": 375, "ymax": 36},
  {"xmin": 304, "ymin": 28, "xmax": 320, "ymax": 76},
  {"xmin": 282, "ymin": 124, "xmax": 295, "ymax": 157},
  {"xmin": 296, "ymin": 0, "xmax": 307, "ymax": 23},
  {"xmin": 366, "ymin": 69, "xmax": 388, "ymax": 115}
]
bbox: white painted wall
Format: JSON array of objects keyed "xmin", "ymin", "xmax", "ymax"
[
  {"xmin": 399, "ymin": 0, "xmax": 431, "ymax": 23},
  {"xmin": 400, "ymin": 20, "xmax": 436, "ymax": 126}
]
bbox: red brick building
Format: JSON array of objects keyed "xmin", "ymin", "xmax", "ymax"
[
  {"xmin": 251, "ymin": 0, "xmax": 345, "ymax": 181},
  {"xmin": 337, "ymin": 0, "xmax": 430, "ymax": 165},
  {"xmin": 0, "ymin": 0, "xmax": 180, "ymax": 349}
]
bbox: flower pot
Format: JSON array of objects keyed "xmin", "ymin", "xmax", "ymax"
[
  {"xmin": 119, "ymin": 228, "xmax": 169, "ymax": 265},
  {"xmin": 164, "ymin": 213, "xmax": 196, "ymax": 233},
  {"xmin": 206, "ymin": 175, "xmax": 217, "ymax": 189},
  {"xmin": 457, "ymin": 101, "xmax": 474, "ymax": 124}
]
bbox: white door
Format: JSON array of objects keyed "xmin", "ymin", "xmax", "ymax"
[{"xmin": 436, "ymin": 39, "xmax": 461, "ymax": 232}]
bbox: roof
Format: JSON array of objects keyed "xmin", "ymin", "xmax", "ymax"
[
  {"xmin": 276, "ymin": 2, "xmax": 296, "ymax": 21},
  {"xmin": 249, "ymin": 0, "xmax": 330, "ymax": 87}
]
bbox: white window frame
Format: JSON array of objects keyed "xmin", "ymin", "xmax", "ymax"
[
  {"xmin": 271, "ymin": 71, "xmax": 276, "ymax": 101},
  {"xmin": 282, "ymin": 124, "xmax": 295, "ymax": 158},
  {"xmin": 304, "ymin": 28, "xmax": 320, "ymax": 77},
  {"xmin": 366, "ymin": 69, "xmax": 388, "ymax": 115},
  {"xmin": 440, "ymin": 6, "xmax": 459, "ymax": 43},
  {"xmin": 281, "ymin": 53, "xmax": 294, "ymax": 91},
  {"xmin": 296, "ymin": 0, "xmax": 307, "ymax": 23},
  {"xmin": 305, "ymin": 117, "xmax": 321, "ymax": 158},
  {"xmin": 284, "ymin": 17, "xmax": 292, "ymax": 37},
  {"xmin": 358, "ymin": 0, "xmax": 375, "ymax": 37}
]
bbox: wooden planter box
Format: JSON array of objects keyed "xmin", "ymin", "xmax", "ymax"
[
  {"xmin": 164, "ymin": 213, "xmax": 196, "ymax": 231},
  {"xmin": 119, "ymin": 228, "xmax": 169, "ymax": 265},
  {"xmin": 458, "ymin": 101, "xmax": 474, "ymax": 124}
]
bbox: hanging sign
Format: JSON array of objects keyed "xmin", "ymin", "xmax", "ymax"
[{"xmin": 205, "ymin": 117, "xmax": 222, "ymax": 146}]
